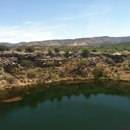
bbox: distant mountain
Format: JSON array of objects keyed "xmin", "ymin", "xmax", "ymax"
[
  {"xmin": 0, "ymin": 42, "xmax": 16, "ymax": 47},
  {"xmin": 1, "ymin": 36, "xmax": 130, "ymax": 46}
]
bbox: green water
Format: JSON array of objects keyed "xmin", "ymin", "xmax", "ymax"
[{"xmin": 0, "ymin": 82, "xmax": 130, "ymax": 130}]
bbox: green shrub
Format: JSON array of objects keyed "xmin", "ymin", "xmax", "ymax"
[
  {"xmin": 48, "ymin": 50, "xmax": 53, "ymax": 56},
  {"xmin": 0, "ymin": 45, "xmax": 10, "ymax": 51},
  {"xmin": 77, "ymin": 59, "xmax": 88, "ymax": 69},
  {"xmin": 81, "ymin": 49, "xmax": 90, "ymax": 58},
  {"xmin": 21, "ymin": 59, "xmax": 33, "ymax": 67},
  {"xmin": 92, "ymin": 48, "xmax": 97, "ymax": 52},
  {"xmin": 16, "ymin": 47, "xmax": 22, "ymax": 52},
  {"xmin": 64, "ymin": 50, "xmax": 69, "ymax": 58},
  {"xmin": 92, "ymin": 66, "xmax": 104, "ymax": 78},
  {"xmin": 25, "ymin": 46, "xmax": 35, "ymax": 52},
  {"xmin": 11, "ymin": 67, "xmax": 23, "ymax": 75},
  {"xmin": 45, "ymin": 61, "xmax": 55, "ymax": 66},
  {"xmin": 54, "ymin": 48, "xmax": 60, "ymax": 53},
  {"xmin": 27, "ymin": 70, "xmax": 37, "ymax": 78}
]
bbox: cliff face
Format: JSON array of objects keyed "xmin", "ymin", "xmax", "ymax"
[{"xmin": 1, "ymin": 36, "xmax": 130, "ymax": 46}]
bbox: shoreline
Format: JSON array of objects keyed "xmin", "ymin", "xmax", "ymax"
[{"xmin": 0, "ymin": 78, "xmax": 130, "ymax": 103}]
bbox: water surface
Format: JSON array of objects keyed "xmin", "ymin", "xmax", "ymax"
[{"xmin": 0, "ymin": 82, "xmax": 130, "ymax": 130}]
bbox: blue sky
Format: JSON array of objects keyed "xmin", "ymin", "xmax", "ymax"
[{"xmin": 0, "ymin": 0, "xmax": 130, "ymax": 43}]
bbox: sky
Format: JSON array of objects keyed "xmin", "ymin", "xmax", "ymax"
[{"xmin": 0, "ymin": 0, "xmax": 130, "ymax": 43}]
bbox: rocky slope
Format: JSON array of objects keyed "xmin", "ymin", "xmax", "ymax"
[{"xmin": 0, "ymin": 50, "xmax": 130, "ymax": 91}]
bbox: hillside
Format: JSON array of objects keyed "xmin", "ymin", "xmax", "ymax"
[
  {"xmin": 1, "ymin": 36, "xmax": 130, "ymax": 46},
  {"xmin": 0, "ymin": 45, "xmax": 130, "ymax": 101}
]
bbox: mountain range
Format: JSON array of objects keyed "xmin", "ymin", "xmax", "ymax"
[{"xmin": 1, "ymin": 36, "xmax": 130, "ymax": 46}]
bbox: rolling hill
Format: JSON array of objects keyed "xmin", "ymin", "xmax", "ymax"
[{"xmin": 1, "ymin": 36, "xmax": 130, "ymax": 46}]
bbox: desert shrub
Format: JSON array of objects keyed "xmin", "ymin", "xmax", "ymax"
[
  {"xmin": 64, "ymin": 50, "xmax": 69, "ymax": 58},
  {"xmin": 25, "ymin": 46, "xmax": 35, "ymax": 52},
  {"xmin": 77, "ymin": 59, "xmax": 88, "ymax": 69},
  {"xmin": 54, "ymin": 48, "xmax": 60, "ymax": 53},
  {"xmin": 11, "ymin": 67, "xmax": 23, "ymax": 75},
  {"xmin": 48, "ymin": 50, "xmax": 53, "ymax": 56},
  {"xmin": 75, "ymin": 69, "xmax": 83, "ymax": 75},
  {"xmin": 63, "ymin": 58, "xmax": 69, "ymax": 63},
  {"xmin": 21, "ymin": 59, "xmax": 33, "ymax": 67},
  {"xmin": 6, "ymin": 47, "xmax": 10, "ymax": 51},
  {"xmin": 16, "ymin": 47, "xmax": 22, "ymax": 52},
  {"xmin": 45, "ymin": 61, "xmax": 55, "ymax": 67},
  {"xmin": 92, "ymin": 66, "xmax": 104, "ymax": 78},
  {"xmin": 0, "ymin": 45, "xmax": 10, "ymax": 51},
  {"xmin": 92, "ymin": 48, "xmax": 97, "ymax": 52},
  {"xmin": 27, "ymin": 70, "xmax": 37, "ymax": 78},
  {"xmin": 81, "ymin": 49, "xmax": 90, "ymax": 58}
]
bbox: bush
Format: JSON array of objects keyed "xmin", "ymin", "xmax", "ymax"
[
  {"xmin": 77, "ymin": 59, "xmax": 88, "ymax": 69},
  {"xmin": 81, "ymin": 49, "xmax": 90, "ymax": 58},
  {"xmin": 27, "ymin": 70, "xmax": 37, "ymax": 78},
  {"xmin": 92, "ymin": 66, "xmax": 104, "ymax": 78},
  {"xmin": 54, "ymin": 48, "xmax": 60, "ymax": 53},
  {"xmin": 64, "ymin": 50, "xmax": 69, "ymax": 58},
  {"xmin": 92, "ymin": 48, "xmax": 97, "ymax": 52},
  {"xmin": 45, "ymin": 61, "xmax": 55, "ymax": 67},
  {"xmin": 0, "ymin": 45, "xmax": 10, "ymax": 51},
  {"xmin": 48, "ymin": 50, "xmax": 53, "ymax": 56},
  {"xmin": 11, "ymin": 67, "xmax": 23, "ymax": 75},
  {"xmin": 21, "ymin": 59, "xmax": 33, "ymax": 67},
  {"xmin": 16, "ymin": 47, "xmax": 22, "ymax": 52},
  {"xmin": 25, "ymin": 46, "xmax": 35, "ymax": 52}
]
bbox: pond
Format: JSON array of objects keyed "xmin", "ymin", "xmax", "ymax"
[{"xmin": 0, "ymin": 81, "xmax": 130, "ymax": 130}]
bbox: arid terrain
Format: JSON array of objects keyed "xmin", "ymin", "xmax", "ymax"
[{"xmin": 0, "ymin": 46, "xmax": 130, "ymax": 90}]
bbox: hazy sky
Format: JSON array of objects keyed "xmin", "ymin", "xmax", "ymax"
[{"xmin": 0, "ymin": 0, "xmax": 130, "ymax": 43}]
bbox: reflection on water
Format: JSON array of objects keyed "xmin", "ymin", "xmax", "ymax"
[{"xmin": 0, "ymin": 82, "xmax": 130, "ymax": 130}]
